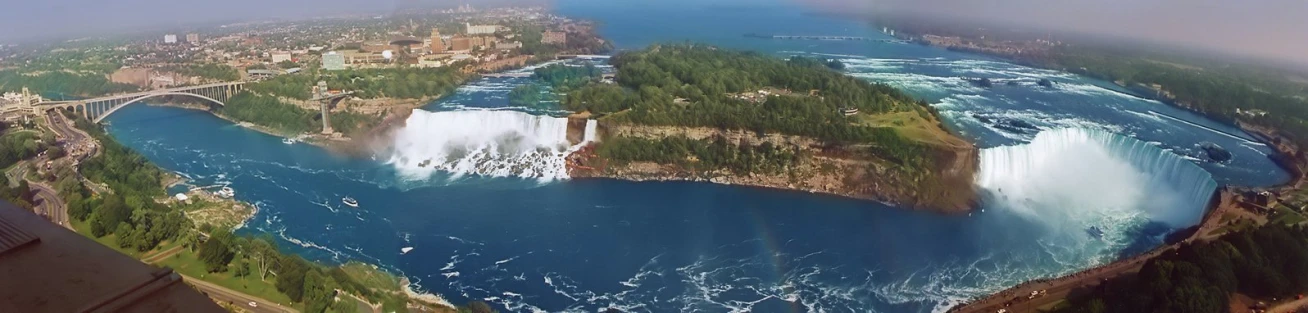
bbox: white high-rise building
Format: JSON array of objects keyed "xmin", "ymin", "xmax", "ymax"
[
  {"xmin": 465, "ymin": 23, "xmax": 499, "ymax": 35},
  {"xmin": 164, "ymin": 34, "xmax": 178, "ymax": 44}
]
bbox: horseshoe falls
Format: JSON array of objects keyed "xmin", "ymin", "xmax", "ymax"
[
  {"xmin": 978, "ymin": 128, "xmax": 1218, "ymax": 229},
  {"xmin": 91, "ymin": 1, "xmax": 1294, "ymax": 312}
]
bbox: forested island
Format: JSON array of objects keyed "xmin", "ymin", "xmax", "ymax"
[{"xmin": 564, "ymin": 44, "xmax": 978, "ymax": 211}]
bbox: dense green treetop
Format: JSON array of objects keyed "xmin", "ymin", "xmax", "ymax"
[
  {"xmin": 533, "ymin": 64, "xmax": 604, "ymax": 91},
  {"xmin": 1059, "ymin": 224, "xmax": 1308, "ymax": 313},
  {"xmin": 563, "ymin": 44, "xmax": 943, "ymax": 167},
  {"xmin": 220, "ymin": 92, "xmax": 380, "ymax": 135},
  {"xmin": 507, "ymin": 84, "xmax": 549, "ymax": 108},
  {"xmin": 246, "ymin": 66, "xmax": 466, "ymax": 100},
  {"xmin": 0, "ymin": 70, "xmax": 138, "ymax": 98}
]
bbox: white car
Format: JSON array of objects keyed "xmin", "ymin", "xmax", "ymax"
[{"xmin": 248, "ymin": 301, "xmax": 258, "ymax": 308}]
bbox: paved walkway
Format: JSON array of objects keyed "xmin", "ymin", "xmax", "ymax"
[{"xmin": 141, "ymin": 245, "xmax": 186, "ymax": 264}]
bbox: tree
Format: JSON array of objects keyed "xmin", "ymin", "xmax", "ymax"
[
  {"xmin": 93, "ymin": 195, "xmax": 131, "ymax": 235},
  {"xmin": 115, "ymin": 222, "xmax": 134, "ymax": 249},
  {"xmin": 302, "ymin": 269, "xmax": 339, "ymax": 313},
  {"xmin": 180, "ymin": 230, "xmax": 200, "ymax": 252},
  {"xmin": 250, "ymin": 236, "xmax": 278, "ymax": 280},
  {"xmin": 46, "ymin": 146, "xmax": 65, "ymax": 159},
  {"xmin": 198, "ymin": 232, "xmax": 235, "ymax": 273},
  {"xmin": 234, "ymin": 259, "xmax": 251, "ymax": 278},
  {"xmin": 66, "ymin": 193, "xmax": 89, "ymax": 221},
  {"xmin": 276, "ymin": 256, "xmax": 311, "ymax": 302},
  {"xmin": 89, "ymin": 216, "xmax": 108, "ymax": 237}
]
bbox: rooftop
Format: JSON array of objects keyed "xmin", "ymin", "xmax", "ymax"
[{"xmin": 0, "ymin": 201, "xmax": 224, "ymax": 313}]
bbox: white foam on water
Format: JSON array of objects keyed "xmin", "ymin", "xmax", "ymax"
[
  {"xmin": 387, "ymin": 109, "xmax": 596, "ymax": 182},
  {"xmin": 978, "ymin": 128, "xmax": 1217, "ymax": 228},
  {"xmin": 1147, "ymin": 111, "xmax": 1264, "ymax": 145}
]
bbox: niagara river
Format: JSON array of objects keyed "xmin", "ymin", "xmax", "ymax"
[{"xmin": 98, "ymin": 0, "xmax": 1291, "ymax": 312}]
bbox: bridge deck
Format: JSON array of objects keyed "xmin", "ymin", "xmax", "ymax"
[{"xmin": 35, "ymin": 82, "xmax": 246, "ymax": 107}]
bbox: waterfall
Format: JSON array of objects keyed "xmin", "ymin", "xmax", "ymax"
[
  {"xmin": 583, "ymin": 119, "xmax": 598, "ymax": 143},
  {"xmin": 978, "ymin": 128, "xmax": 1217, "ymax": 228},
  {"xmin": 388, "ymin": 109, "xmax": 593, "ymax": 181}
]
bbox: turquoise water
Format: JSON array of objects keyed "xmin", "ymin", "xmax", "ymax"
[{"xmin": 100, "ymin": 1, "xmax": 1289, "ymax": 312}]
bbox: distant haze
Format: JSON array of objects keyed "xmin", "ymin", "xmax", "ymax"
[
  {"xmin": 801, "ymin": 0, "xmax": 1308, "ymax": 67},
  {"xmin": 0, "ymin": 0, "xmax": 541, "ymax": 42},
  {"xmin": 5, "ymin": 0, "xmax": 1304, "ymax": 67}
]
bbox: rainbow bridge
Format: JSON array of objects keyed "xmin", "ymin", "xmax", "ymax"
[{"xmin": 36, "ymin": 82, "xmax": 246, "ymax": 123}]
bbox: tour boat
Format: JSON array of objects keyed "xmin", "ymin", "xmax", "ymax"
[
  {"xmin": 342, "ymin": 197, "xmax": 359, "ymax": 208},
  {"xmin": 401, "ymin": 247, "xmax": 414, "ymax": 254},
  {"xmin": 216, "ymin": 186, "xmax": 235, "ymax": 198},
  {"xmin": 1086, "ymin": 226, "xmax": 1105, "ymax": 239},
  {"xmin": 283, "ymin": 138, "xmax": 295, "ymax": 145}
]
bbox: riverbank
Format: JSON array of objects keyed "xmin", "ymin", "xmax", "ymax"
[
  {"xmin": 145, "ymin": 98, "xmax": 414, "ymax": 157},
  {"xmin": 567, "ymin": 121, "xmax": 979, "ymax": 213},
  {"xmin": 67, "ymin": 111, "xmax": 463, "ymax": 312},
  {"xmin": 945, "ymin": 127, "xmax": 1308, "ymax": 312}
]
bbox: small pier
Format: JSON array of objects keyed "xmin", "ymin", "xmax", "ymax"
[
  {"xmin": 744, "ymin": 33, "xmax": 910, "ymax": 44},
  {"xmin": 480, "ymin": 73, "xmax": 533, "ymax": 78},
  {"xmin": 188, "ymin": 184, "xmax": 224, "ymax": 191}
]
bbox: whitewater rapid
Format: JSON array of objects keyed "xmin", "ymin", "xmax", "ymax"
[
  {"xmin": 978, "ymin": 128, "xmax": 1218, "ymax": 229},
  {"xmin": 387, "ymin": 109, "xmax": 596, "ymax": 181}
]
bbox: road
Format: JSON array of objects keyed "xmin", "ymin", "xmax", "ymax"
[
  {"xmin": 180, "ymin": 274, "xmax": 298, "ymax": 313},
  {"xmin": 1270, "ymin": 296, "xmax": 1308, "ymax": 313},
  {"xmin": 33, "ymin": 109, "xmax": 299, "ymax": 312},
  {"xmin": 45, "ymin": 109, "xmax": 97, "ymax": 161},
  {"xmin": 29, "ymin": 182, "xmax": 68, "ymax": 229}
]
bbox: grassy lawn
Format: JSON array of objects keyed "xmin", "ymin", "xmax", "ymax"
[
  {"xmin": 70, "ymin": 212, "xmax": 296, "ymax": 308},
  {"xmin": 856, "ymin": 111, "xmax": 971, "ymax": 149},
  {"xmin": 341, "ymin": 262, "xmax": 413, "ymax": 312},
  {"xmin": 1272, "ymin": 205, "xmax": 1307, "ymax": 226},
  {"xmin": 341, "ymin": 262, "xmax": 402, "ymax": 293},
  {"xmin": 157, "ymin": 250, "xmax": 296, "ymax": 306},
  {"xmin": 69, "ymin": 218, "xmax": 141, "ymax": 258},
  {"xmin": 1213, "ymin": 218, "xmax": 1259, "ymax": 237}
]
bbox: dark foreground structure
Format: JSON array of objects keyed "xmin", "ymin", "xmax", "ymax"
[{"xmin": 0, "ymin": 201, "xmax": 223, "ymax": 312}]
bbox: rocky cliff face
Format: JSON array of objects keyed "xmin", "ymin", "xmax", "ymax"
[{"xmin": 567, "ymin": 123, "xmax": 979, "ymax": 213}]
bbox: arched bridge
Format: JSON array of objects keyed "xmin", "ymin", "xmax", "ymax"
[{"xmin": 38, "ymin": 82, "xmax": 246, "ymax": 123}]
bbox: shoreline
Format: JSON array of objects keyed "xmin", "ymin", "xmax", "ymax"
[
  {"xmin": 573, "ymin": 173, "xmax": 913, "ymax": 207},
  {"xmin": 891, "ymin": 31, "xmax": 1308, "ymax": 188},
  {"xmin": 857, "ymin": 28, "xmax": 1308, "ymax": 311},
  {"xmin": 124, "ymin": 106, "xmax": 456, "ymax": 309},
  {"xmin": 946, "ymin": 187, "xmax": 1245, "ymax": 313},
  {"xmin": 569, "ymin": 155, "xmax": 977, "ymax": 213}
]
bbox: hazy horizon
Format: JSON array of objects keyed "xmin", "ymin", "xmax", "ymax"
[
  {"xmin": 3, "ymin": 0, "xmax": 1305, "ymax": 67},
  {"xmin": 802, "ymin": 0, "xmax": 1308, "ymax": 68}
]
